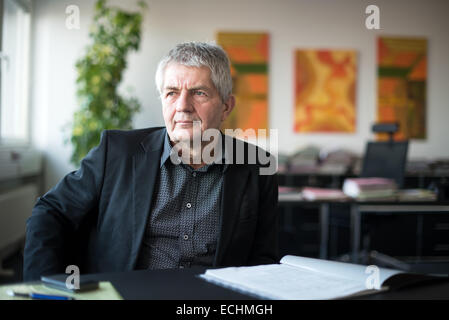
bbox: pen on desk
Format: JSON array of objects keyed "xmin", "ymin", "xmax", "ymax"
[{"xmin": 6, "ymin": 289, "xmax": 75, "ymax": 300}]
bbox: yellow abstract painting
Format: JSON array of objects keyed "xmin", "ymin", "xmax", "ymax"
[
  {"xmin": 217, "ymin": 32, "xmax": 269, "ymax": 136},
  {"xmin": 377, "ymin": 37, "xmax": 427, "ymax": 140},
  {"xmin": 294, "ymin": 50, "xmax": 357, "ymax": 133}
]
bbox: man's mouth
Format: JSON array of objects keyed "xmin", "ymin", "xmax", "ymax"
[
  {"xmin": 175, "ymin": 120, "xmax": 193, "ymax": 127},
  {"xmin": 175, "ymin": 119, "xmax": 202, "ymax": 127}
]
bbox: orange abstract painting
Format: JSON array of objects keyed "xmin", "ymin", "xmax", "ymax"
[
  {"xmin": 294, "ymin": 50, "xmax": 357, "ymax": 133},
  {"xmin": 377, "ymin": 37, "xmax": 427, "ymax": 140},
  {"xmin": 217, "ymin": 32, "xmax": 269, "ymax": 136}
]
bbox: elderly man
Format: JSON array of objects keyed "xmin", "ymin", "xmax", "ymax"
[{"xmin": 23, "ymin": 42, "xmax": 278, "ymax": 281}]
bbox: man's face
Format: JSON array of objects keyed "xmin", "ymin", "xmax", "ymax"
[{"xmin": 161, "ymin": 62, "xmax": 234, "ymax": 143}]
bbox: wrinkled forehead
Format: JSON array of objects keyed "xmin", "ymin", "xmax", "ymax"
[{"xmin": 163, "ymin": 62, "xmax": 214, "ymax": 89}]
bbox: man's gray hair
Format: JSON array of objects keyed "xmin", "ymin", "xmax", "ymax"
[{"xmin": 155, "ymin": 42, "xmax": 233, "ymax": 102}]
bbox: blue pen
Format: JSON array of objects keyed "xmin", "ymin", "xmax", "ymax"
[{"xmin": 6, "ymin": 289, "xmax": 75, "ymax": 300}]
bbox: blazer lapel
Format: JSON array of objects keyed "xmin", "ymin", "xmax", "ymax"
[
  {"xmin": 214, "ymin": 164, "xmax": 250, "ymax": 266},
  {"xmin": 128, "ymin": 129, "xmax": 165, "ymax": 269}
]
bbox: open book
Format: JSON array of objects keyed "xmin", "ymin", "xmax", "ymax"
[{"xmin": 200, "ymin": 255, "xmax": 445, "ymax": 300}]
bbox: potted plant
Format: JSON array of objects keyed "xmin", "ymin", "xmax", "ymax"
[{"xmin": 66, "ymin": 0, "xmax": 146, "ymax": 166}]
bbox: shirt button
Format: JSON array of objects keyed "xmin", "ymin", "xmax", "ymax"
[
  {"xmin": 186, "ymin": 202, "xmax": 192, "ymax": 208},
  {"xmin": 192, "ymin": 172, "xmax": 197, "ymax": 177},
  {"xmin": 179, "ymin": 265, "xmax": 184, "ymax": 269},
  {"xmin": 183, "ymin": 234, "xmax": 189, "ymax": 240}
]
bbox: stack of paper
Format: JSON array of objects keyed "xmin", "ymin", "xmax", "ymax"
[
  {"xmin": 0, "ymin": 281, "xmax": 123, "ymax": 300},
  {"xmin": 302, "ymin": 187, "xmax": 348, "ymax": 201},
  {"xmin": 288, "ymin": 146, "xmax": 321, "ymax": 173},
  {"xmin": 397, "ymin": 189, "xmax": 437, "ymax": 201},
  {"xmin": 278, "ymin": 186, "xmax": 303, "ymax": 201},
  {"xmin": 343, "ymin": 178, "xmax": 397, "ymax": 200}
]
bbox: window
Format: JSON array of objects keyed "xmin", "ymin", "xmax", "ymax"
[{"xmin": 0, "ymin": 0, "xmax": 31, "ymax": 144}]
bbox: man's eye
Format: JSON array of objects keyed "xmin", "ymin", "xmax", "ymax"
[
  {"xmin": 166, "ymin": 92, "xmax": 175, "ymax": 97},
  {"xmin": 194, "ymin": 90, "xmax": 206, "ymax": 96}
]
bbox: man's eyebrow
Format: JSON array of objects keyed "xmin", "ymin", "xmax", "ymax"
[
  {"xmin": 163, "ymin": 85, "xmax": 212, "ymax": 92},
  {"xmin": 163, "ymin": 86, "xmax": 179, "ymax": 91},
  {"xmin": 188, "ymin": 86, "xmax": 212, "ymax": 92}
]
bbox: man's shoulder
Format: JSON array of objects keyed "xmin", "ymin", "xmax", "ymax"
[
  {"xmin": 105, "ymin": 127, "xmax": 165, "ymax": 139},
  {"xmin": 103, "ymin": 127, "xmax": 165, "ymax": 153},
  {"xmin": 105, "ymin": 127, "xmax": 165, "ymax": 142},
  {"xmin": 223, "ymin": 134, "xmax": 276, "ymax": 171}
]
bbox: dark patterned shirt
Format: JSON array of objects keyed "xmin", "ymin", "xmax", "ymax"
[{"xmin": 135, "ymin": 133, "xmax": 227, "ymax": 269}]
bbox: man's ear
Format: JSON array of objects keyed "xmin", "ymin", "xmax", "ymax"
[{"xmin": 221, "ymin": 95, "xmax": 235, "ymax": 122}]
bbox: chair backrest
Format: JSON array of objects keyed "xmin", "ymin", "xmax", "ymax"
[{"xmin": 361, "ymin": 141, "xmax": 409, "ymax": 188}]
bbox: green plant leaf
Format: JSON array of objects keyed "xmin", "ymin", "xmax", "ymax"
[{"xmin": 65, "ymin": 0, "xmax": 145, "ymax": 167}]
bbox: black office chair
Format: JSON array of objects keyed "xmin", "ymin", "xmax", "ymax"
[{"xmin": 361, "ymin": 123, "xmax": 409, "ymax": 188}]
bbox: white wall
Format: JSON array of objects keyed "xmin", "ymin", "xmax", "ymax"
[{"xmin": 29, "ymin": 0, "xmax": 449, "ymax": 191}]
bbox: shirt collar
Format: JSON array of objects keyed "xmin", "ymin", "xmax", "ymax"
[
  {"xmin": 160, "ymin": 131, "xmax": 229, "ymax": 172},
  {"xmin": 160, "ymin": 132, "xmax": 174, "ymax": 168}
]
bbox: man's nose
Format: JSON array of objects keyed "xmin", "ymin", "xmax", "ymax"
[{"xmin": 175, "ymin": 91, "xmax": 194, "ymax": 112}]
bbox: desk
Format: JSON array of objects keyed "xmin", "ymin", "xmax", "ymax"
[
  {"xmin": 279, "ymin": 195, "xmax": 449, "ymax": 263},
  {"xmin": 32, "ymin": 268, "xmax": 449, "ymax": 299},
  {"xmin": 82, "ymin": 267, "xmax": 252, "ymax": 300},
  {"xmin": 349, "ymin": 203, "xmax": 449, "ymax": 263}
]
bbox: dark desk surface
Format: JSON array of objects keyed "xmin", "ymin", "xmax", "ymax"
[
  {"xmin": 79, "ymin": 267, "xmax": 449, "ymax": 300},
  {"xmin": 82, "ymin": 267, "xmax": 253, "ymax": 300}
]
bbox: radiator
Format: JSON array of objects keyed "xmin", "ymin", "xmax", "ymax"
[{"xmin": 0, "ymin": 184, "xmax": 37, "ymax": 254}]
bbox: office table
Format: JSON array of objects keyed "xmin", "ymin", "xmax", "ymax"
[
  {"xmin": 48, "ymin": 267, "xmax": 449, "ymax": 299},
  {"xmin": 81, "ymin": 267, "xmax": 252, "ymax": 300},
  {"xmin": 278, "ymin": 195, "xmax": 449, "ymax": 263}
]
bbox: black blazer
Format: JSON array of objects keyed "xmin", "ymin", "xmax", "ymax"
[{"xmin": 23, "ymin": 127, "xmax": 279, "ymax": 281}]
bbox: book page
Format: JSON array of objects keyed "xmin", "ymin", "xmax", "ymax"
[
  {"xmin": 201, "ymin": 264, "xmax": 372, "ymax": 300},
  {"xmin": 280, "ymin": 255, "xmax": 402, "ymax": 285}
]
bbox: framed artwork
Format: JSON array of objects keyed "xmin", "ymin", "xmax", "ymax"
[
  {"xmin": 294, "ymin": 50, "xmax": 357, "ymax": 133},
  {"xmin": 377, "ymin": 37, "xmax": 427, "ymax": 140},
  {"xmin": 216, "ymin": 32, "xmax": 269, "ymax": 136}
]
